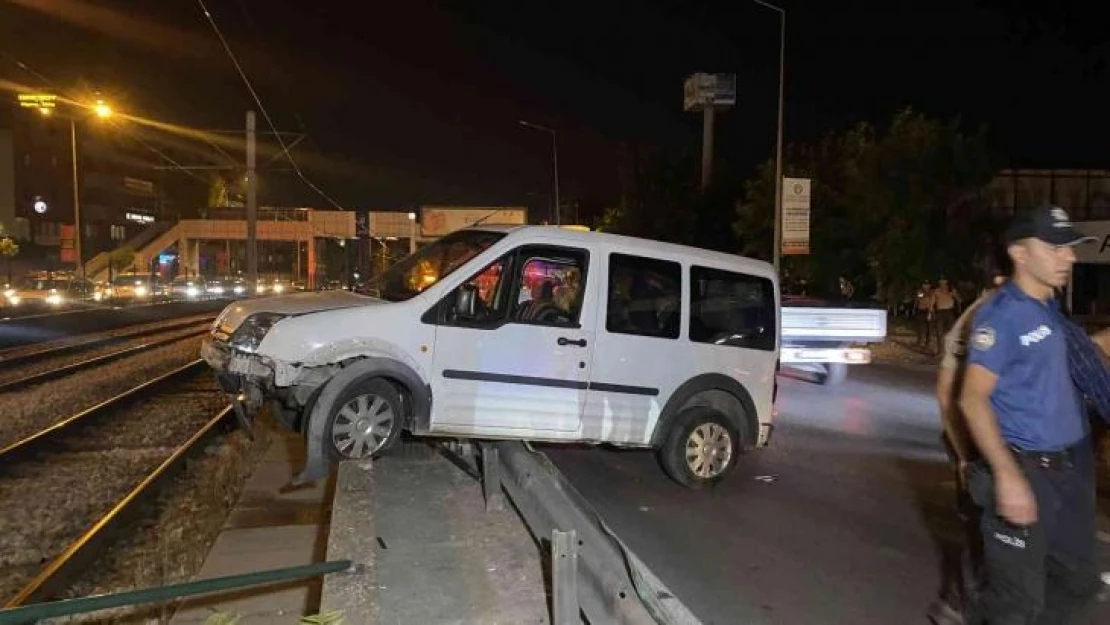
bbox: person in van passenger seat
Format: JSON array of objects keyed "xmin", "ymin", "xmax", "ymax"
[{"xmin": 517, "ymin": 280, "xmax": 555, "ymax": 321}]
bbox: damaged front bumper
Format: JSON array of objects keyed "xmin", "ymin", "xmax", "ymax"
[
  {"xmin": 200, "ymin": 337, "xmax": 275, "ymax": 412},
  {"xmin": 200, "ymin": 337, "xmax": 331, "ymax": 486}
]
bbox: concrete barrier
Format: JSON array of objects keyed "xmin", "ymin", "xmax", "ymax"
[{"xmin": 319, "ymin": 460, "xmax": 374, "ymax": 624}]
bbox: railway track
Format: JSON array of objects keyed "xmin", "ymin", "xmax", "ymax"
[
  {"xmin": 0, "ymin": 323, "xmax": 211, "ymax": 394},
  {"xmin": 0, "ymin": 361, "xmax": 233, "ymax": 607},
  {"xmin": 0, "ymin": 315, "xmax": 216, "ymax": 371}
]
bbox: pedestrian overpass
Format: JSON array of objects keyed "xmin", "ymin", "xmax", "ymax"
[{"xmin": 84, "ymin": 209, "xmax": 358, "ymax": 288}]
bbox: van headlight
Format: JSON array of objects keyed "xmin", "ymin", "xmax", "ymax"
[{"xmin": 228, "ymin": 313, "xmax": 285, "ymax": 353}]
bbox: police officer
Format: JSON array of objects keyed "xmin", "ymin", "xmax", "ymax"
[
  {"xmin": 918, "ymin": 281, "xmax": 937, "ymax": 348},
  {"xmin": 929, "ymin": 267, "xmax": 1007, "ymax": 624},
  {"xmin": 959, "ymin": 206, "xmax": 1100, "ymax": 623},
  {"xmin": 934, "ymin": 278, "xmax": 962, "ymax": 353}
]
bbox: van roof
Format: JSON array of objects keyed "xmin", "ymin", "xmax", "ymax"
[{"xmin": 468, "ymin": 225, "xmax": 777, "ymax": 281}]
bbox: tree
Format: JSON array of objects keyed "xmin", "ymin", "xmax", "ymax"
[
  {"xmin": 0, "ymin": 236, "xmax": 19, "ymax": 286},
  {"xmin": 594, "ymin": 148, "xmax": 742, "ymax": 253},
  {"xmin": 108, "ymin": 246, "xmax": 137, "ymax": 280},
  {"xmin": 735, "ymin": 108, "xmax": 996, "ymax": 303}
]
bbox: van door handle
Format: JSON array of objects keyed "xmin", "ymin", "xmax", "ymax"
[{"xmin": 557, "ymin": 337, "xmax": 587, "ymax": 347}]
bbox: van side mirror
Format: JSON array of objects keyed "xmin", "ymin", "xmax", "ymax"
[{"xmin": 454, "ymin": 284, "xmax": 477, "ymax": 320}]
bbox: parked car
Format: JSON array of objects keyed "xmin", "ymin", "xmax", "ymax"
[{"xmin": 202, "ymin": 226, "xmax": 780, "ymax": 489}]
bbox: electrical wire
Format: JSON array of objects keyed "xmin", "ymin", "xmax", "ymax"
[{"xmin": 195, "ymin": 0, "xmax": 347, "ymax": 211}]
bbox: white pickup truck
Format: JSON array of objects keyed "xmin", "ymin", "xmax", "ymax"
[{"xmin": 779, "ymin": 295, "xmax": 888, "ymax": 385}]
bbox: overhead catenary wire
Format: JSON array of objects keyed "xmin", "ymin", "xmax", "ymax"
[{"xmin": 195, "ymin": 0, "xmax": 347, "ymax": 212}]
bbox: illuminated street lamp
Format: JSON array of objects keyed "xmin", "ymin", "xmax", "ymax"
[{"xmin": 69, "ymin": 99, "xmax": 115, "ymax": 277}]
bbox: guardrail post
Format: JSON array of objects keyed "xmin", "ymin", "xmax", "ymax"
[
  {"xmin": 480, "ymin": 443, "xmax": 504, "ymax": 512},
  {"xmin": 552, "ymin": 529, "xmax": 580, "ymax": 625}
]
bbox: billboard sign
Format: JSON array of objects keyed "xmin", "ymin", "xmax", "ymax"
[
  {"xmin": 420, "ymin": 206, "xmax": 527, "ymax": 237},
  {"xmin": 782, "ymin": 177, "xmax": 811, "ymax": 255}
]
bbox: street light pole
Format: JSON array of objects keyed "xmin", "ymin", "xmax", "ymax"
[
  {"xmin": 69, "ymin": 118, "xmax": 83, "ymax": 278},
  {"xmin": 753, "ymin": 0, "xmax": 786, "ymax": 275},
  {"xmin": 519, "ymin": 120, "xmax": 560, "ymax": 226}
]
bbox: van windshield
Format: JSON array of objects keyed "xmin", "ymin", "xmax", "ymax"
[{"xmin": 362, "ymin": 230, "xmax": 505, "ymax": 302}]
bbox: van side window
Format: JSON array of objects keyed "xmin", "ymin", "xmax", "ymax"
[
  {"xmin": 690, "ymin": 266, "xmax": 776, "ymax": 351},
  {"xmin": 512, "ymin": 246, "xmax": 588, "ymax": 328},
  {"xmin": 606, "ymin": 254, "xmax": 681, "ymax": 339},
  {"xmin": 443, "ymin": 255, "xmax": 513, "ymax": 328}
]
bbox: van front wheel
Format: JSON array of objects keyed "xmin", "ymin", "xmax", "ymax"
[
  {"xmin": 659, "ymin": 408, "xmax": 740, "ymax": 488},
  {"xmin": 324, "ymin": 378, "xmax": 403, "ymax": 461}
]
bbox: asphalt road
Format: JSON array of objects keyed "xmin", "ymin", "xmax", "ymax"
[{"xmin": 547, "ymin": 364, "xmax": 1110, "ymax": 625}]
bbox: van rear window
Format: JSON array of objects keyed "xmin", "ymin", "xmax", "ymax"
[
  {"xmin": 690, "ymin": 266, "xmax": 776, "ymax": 351},
  {"xmin": 606, "ymin": 254, "xmax": 682, "ymax": 339}
]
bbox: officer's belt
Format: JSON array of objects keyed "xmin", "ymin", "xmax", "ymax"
[{"xmin": 1009, "ymin": 440, "xmax": 1085, "ymax": 470}]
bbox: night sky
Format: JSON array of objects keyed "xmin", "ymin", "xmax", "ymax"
[{"xmin": 1, "ymin": 0, "xmax": 1107, "ymax": 215}]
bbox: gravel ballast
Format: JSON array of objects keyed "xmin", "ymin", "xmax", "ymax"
[
  {"xmin": 0, "ymin": 336, "xmax": 207, "ymax": 451},
  {"xmin": 0, "ymin": 371, "xmax": 231, "ymax": 601},
  {"xmin": 49, "ymin": 419, "xmax": 277, "ymax": 624}
]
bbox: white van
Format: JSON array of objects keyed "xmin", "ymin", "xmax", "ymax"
[{"xmin": 201, "ymin": 226, "xmax": 780, "ymax": 488}]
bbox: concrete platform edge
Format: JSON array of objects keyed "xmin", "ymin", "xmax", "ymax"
[{"xmin": 319, "ymin": 459, "xmax": 375, "ymax": 624}]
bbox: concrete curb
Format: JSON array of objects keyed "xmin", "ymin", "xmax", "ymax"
[{"xmin": 319, "ymin": 460, "xmax": 374, "ymax": 624}]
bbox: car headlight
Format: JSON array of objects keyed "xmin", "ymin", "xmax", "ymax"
[
  {"xmin": 93, "ymin": 291, "xmax": 103, "ymax": 301},
  {"xmin": 8, "ymin": 295, "xmax": 20, "ymax": 306},
  {"xmin": 234, "ymin": 285, "xmax": 245, "ymax": 294},
  {"xmin": 3, "ymin": 289, "xmax": 14, "ymax": 298},
  {"xmin": 186, "ymin": 286, "xmax": 199, "ymax": 297},
  {"xmin": 46, "ymin": 293, "xmax": 63, "ymax": 306},
  {"xmin": 209, "ymin": 286, "xmax": 225, "ymax": 294},
  {"xmin": 135, "ymin": 285, "xmax": 148, "ymax": 297},
  {"xmin": 256, "ymin": 285, "xmax": 267, "ymax": 295},
  {"xmin": 272, "ymin": 284, "xmax": 285, "ymax": 293},
  {"xmin": 228, "ymin": 313, "xmax": 285, "ymax": 353}
]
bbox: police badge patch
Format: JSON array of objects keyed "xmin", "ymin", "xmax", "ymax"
[{"xmin": 971, "ymin": 327, "xmax": 996, "ymax": 351}]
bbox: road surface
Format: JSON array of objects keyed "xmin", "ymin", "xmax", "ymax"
[{"xmin": 547, "ymin": 364, "xmax": 1110, "ymax": 624}]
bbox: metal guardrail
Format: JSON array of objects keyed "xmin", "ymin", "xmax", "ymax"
[
  {"xmin": 0, "ymin": 561, "xmax": 351, "ymax": 624},
  {"xmin": 488, "ymin": 441, "xmax": 702, "ymax": 625}
]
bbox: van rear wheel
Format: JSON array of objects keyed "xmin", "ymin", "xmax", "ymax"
[
  {"xmin": 659, "ymin": 408, "xmax": 740, "ymax": 489},
  {"xmin": 324, "ymin": 378, "xmax": 403, "ymax": 461}
]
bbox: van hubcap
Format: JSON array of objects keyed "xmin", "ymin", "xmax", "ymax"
[
  {"xmin": 331, "ymin": 393, "xmax": 395, "ymax": 458},
  {"xmin": 685, "ymin": 423, "xmax": 732, "ymax": 479}
]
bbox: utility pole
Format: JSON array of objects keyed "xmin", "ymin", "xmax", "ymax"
[
  {"xmin": 751, "ymin": 0, "xmax": 788, "ymax": 274},
  {"xmin": 246, "ymin": 111, "xmax": 258, "ymax": 288},
  {"xmin": 519, "ymin": 121, "xmax": 560, "ymax": 226},
  {"xmin": 683, "ymin": 74, "xmax": 735, "ymax": 193},
  {"xmin": 70, "ymin": 119, "xmax": 83, "ymax": 278},
  {"xmin": 700, "ymin": 106, "xmax": 715, "ymax": 191}
]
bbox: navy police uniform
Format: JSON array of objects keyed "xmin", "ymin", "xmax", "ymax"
[{"xmin": 965, "ymin": 280, "xmax": 1099, "ymax": 623}]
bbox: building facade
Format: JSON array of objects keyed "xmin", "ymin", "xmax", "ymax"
[{"xmin": 0, "ymin": 102, "xmax": 162, "ymax": 270}]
